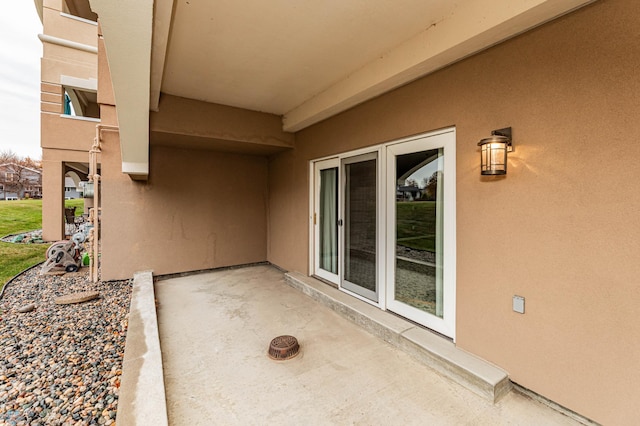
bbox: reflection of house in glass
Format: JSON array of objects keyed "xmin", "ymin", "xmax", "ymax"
[{"xmin": 396, "ymin": 185, "xmax": 421, "ymax": 201}]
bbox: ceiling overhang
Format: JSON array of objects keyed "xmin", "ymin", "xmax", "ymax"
[
  {"xmin": 87, "ymin": 0, "xmax": 597, "ymax": 177},
  {"xmin": 154, "ymin": 0, "xmax": 596, "ymax": 133},
  {"xmin": 282, "ymin": 0, "xmax": 598, "ymax": 132}
]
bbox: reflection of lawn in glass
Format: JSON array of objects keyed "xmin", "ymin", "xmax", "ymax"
[
  {"xmin": 396, "ymin": 201, "xmax": 436, "ymax": 252},
  {"xmin": 395, "ymin": 258, "xmax": 437, "ymax": 316},
  {"xmin": 396, "ymin": 236, "xmax": 435, "ymax": 251},
  {"xmin": 395, "ymin": 201, "xmax": 439, "ymax": 316}
]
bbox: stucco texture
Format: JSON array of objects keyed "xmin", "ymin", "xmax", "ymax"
[
  {"xmin": 40, "ymin": 0, "xmax": 98, "ymax": 241},
  {"xmin": 100, "ymin": 140, "xmax": 268, "ymax": 280},
  {"xmin": 267, "ymin": 1, "xmax": 640, "ymax": 424}
]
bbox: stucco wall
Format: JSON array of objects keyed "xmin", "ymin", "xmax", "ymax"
[
  {"xmin": 100, "ymin": 137, "xmax": 268, "ymax": 281},
  {"xmin": 267, "ymin": 1, "xmax": 639, "ymax": 424},
  {"xmin": 40, "ymin": 0, "xmax": 98, "ymax": 241}
]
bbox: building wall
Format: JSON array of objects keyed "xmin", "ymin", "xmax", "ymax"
[
  {"xmin": 99, "ymin": 122, "xmax": 269, "ymax": 280},
  {"xmin": 40, "ymin": 0, "xmax": 98, "ymax": 241},
  {"xmin": 267, "ymin": 1, "xmax": 639, "ymax": 424},
  {"xmin": 42, "ymin": 148, "xmax": 92, "ymax": 239},
  {"xmin": 96, "ymin": 18, "xmax": 277, "ymax": 280}
]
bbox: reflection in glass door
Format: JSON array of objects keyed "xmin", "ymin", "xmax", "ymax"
[
  {"xmin": 311, "ymin": 128, "xmax": 455, "ymax": 338},
  {"xmin": 394, "ymin": 149, "xmax": 443, "ymax": 317},
  {"xmin": 342, "ymin": 153, "xmax": 378, "ymax": 302},
  {"xmin": 386, "ymin": 131, "xmax": 455, "ymax": 338}
]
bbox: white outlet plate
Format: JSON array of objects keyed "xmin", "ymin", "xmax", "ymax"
[{"xmin": 513, "ymin": 295, "xmax": 525, "ymax": 314}]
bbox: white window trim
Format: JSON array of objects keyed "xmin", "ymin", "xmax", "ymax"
[
  {"xmin": 59, "ymin": 115, "xmax": 100, "ymax": 123},
  {"xmin": 60, "ymin": 12, "xmax": 98, "ymax": 26},
  {"xmin": 61, "ymin": 75, "xmax": 98, "ymax": 92}
]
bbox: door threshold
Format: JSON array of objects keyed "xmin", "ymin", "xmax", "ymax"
[
  {"xmin": 285, "ymin": 271, "xmax": 511, "ymax": 403},
  {"xmin": 310, "ymin": 274, "xmax": 338, "ymax": 289}
]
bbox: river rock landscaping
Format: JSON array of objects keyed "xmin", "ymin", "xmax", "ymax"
[
  {"xmin": 0, "ymin": 267, "xmax": 131, "ymax": 425},
  {"xmin": 1, "ymin": 230, "xmax": 45, "ymax": 245}
]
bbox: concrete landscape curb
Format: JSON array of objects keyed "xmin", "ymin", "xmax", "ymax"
[
  {"xmin": 0, "ymin": 261, "xmax": 44, "ymax": 300},
  {"xmin": 116, "ymin": 270, "xmax": 168, "ymax": 426}
]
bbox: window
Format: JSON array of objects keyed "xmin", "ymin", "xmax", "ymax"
[{"xmin": 63, "ymin": 88, "xmax": 99, "ymax": 119}]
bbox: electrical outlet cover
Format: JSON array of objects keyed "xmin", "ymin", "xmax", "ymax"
[{"xmin": 513, "ymin": 295, "xmax": 525, "ymax": 314}]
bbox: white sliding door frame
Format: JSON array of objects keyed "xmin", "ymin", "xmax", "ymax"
[
  {"xmin": 385, "ymin": 129, "xmax": 456, "ymax": 338},
  {"xmin": 313, "ymin": 158, "xmax": 340, "ymax": 283},
  {"xmin": 309, "ymin": 127, "xmax": 456, "ymax": 339}
]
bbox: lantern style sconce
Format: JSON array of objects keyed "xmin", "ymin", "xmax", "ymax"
[{"xmin": 477, "ymin": 127, "xmax": 513, "ymax": 175}]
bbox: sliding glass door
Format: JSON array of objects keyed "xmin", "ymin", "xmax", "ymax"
[
  {"xmin": 341, "ymin": 152, "xmax": 379, "ymax": 302},
  {"xmin": 386, "ymin": 132, "xmax": 455, "ymax": 337},
  {"xmin": 311, "ymin": 128, "xmax": 456, "ymax": 338}
]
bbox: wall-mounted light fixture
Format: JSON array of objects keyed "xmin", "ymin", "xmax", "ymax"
[{"xmin": 478, "ymin": 127, "xmax": 512, "ymax": 175}]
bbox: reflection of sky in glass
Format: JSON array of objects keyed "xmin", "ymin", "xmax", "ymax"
[{"xmin": 404, "ymin": 158, "xmax": 439, "ymax": 188}]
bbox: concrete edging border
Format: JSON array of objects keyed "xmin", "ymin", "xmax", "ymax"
[
  {"xmin": 116, "ymin": 270, "xmax": 168, "ymax": 426},
  {"xmin": 0, "ymin": 261, "xmax": 44, "ymax": 300}
]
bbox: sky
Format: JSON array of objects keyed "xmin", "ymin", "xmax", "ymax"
[{"xmin": 0, "ymin": 3, "xmax": 43, "ymax": 160}]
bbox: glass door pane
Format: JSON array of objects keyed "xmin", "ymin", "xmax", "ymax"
[
  {"xmin": 394, "ymin": 149, "xmax": 443, "ymax": 317},
  {"xmin": 342, "ymin": 152, "xmax": 378, "ymax": 302},
  {"xmin": 314, "ymin": 158, "xmax": 339, "ymax": 284},
  {"xmin": 386, "ymin": 129, "xmax": 455, "ymax": 339},
  {"xmin": 319, "ymin": 168, "xmax": 338, "ymax": 274}
]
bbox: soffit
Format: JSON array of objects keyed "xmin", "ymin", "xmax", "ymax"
[
  {"xmin": 159, "ymin": 0, "xmax": 596, "ymax": 132},
  {"xmin": 162, "ymin": 0, "xmax": 454, "ymax": 115}
]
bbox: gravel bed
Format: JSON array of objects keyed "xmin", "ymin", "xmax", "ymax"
[{"xmin": 0, "ymin": 267, "xmax": 131, "ymax": 425}]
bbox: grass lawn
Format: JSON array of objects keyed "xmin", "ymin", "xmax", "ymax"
[
  {"xmin": 396, "ymin": 201, "xmax": 437, "ymax": 252},
  {"xmin": 0, "ymin": 198, "xmax": 84, "ymax": 288}
]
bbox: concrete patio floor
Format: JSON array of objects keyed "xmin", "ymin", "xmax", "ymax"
[{"xmin": 155, "ymin": 265, "xmax": 580, "ymax": 425}]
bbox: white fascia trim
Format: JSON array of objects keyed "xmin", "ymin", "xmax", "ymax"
[
  {"xmin": 60, "ymin": 12, "xmax": 98, "ymax": 26},
  {"xmin": 38, "ymin": 33, "xmax": 98, "ymax": 54},
  {"xmin": 122, "ymin": 162, "xmax": 149, "ymax": 176},
  {"xmin": 61, "ymin": 76, "xmax": 98, "ymax": 92},
  {"xmin": 282, "ymin": 0, "xmax": 596, "ymax": 132},
  {"xmin": 89, "ymin": 0, "xmax": 152, "ymax": 180}
]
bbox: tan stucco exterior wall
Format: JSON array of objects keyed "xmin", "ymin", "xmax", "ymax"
[
  {"xmin": 96, "ymin": 24, "xmax": 277, "ymax": 280},
  {"xmin": 267, "ymin": 1, "xmax": 640, "ymax": 424},
  {"xmin": 99, "ymin": 134, "xmax": 269, "ymax": 280},
  {"xmin": 40, "ymin": 0, "xmax": 98, "ymax": 241}
]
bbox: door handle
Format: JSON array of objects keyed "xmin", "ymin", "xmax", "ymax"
[{"xmin": 337, "ymin": 219, "xmax": 343, "ymax": 226}]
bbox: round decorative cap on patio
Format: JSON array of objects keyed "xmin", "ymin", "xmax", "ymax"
[{"xmin": 268, "ymin": 335, "xmax": 300, "ymax": 361}]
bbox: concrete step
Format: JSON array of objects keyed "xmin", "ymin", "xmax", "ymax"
[{"xmin": 284, "ymin": 272, "xmax": 511, "ymax": 403}]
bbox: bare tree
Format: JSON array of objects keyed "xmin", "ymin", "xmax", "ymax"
[
  {"xmin": 422, "ymin": 171, "xmax": 440, "ymax": 201},
  {"xmin": 0, "ymin": 150, "xmax": 18, "ymax": 164},
  {"xmin": 0, "ymin": 150, "xmax": 43, "ymax": 199}
]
